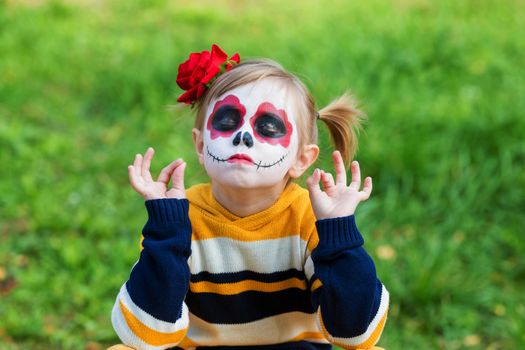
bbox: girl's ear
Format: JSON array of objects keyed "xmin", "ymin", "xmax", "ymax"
[
  {"xmin": 288, "ymin": 144, "xmax": 319, "ymax": 179},
  {"xmin": 192, "ymin": 128, "xmax": 205, "ymax": 165}
]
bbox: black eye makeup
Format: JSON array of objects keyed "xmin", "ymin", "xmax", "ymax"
[
  {"xmin": 212, "ymin": 105, "xmax": 242, "ymax": 132},
  {"xmin": 253, "ymin": 113, "xmax": 287, "ymax": 138},
  {"xmin": 249, "ymin": 102, "xmax": 293, "ymax": 147},
  {"xmin": 206, "ymin": 95, "xmax": 247, "ymax": 140}
]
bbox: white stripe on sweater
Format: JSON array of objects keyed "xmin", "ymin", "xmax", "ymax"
[
  {"xmin": 117, "ymin": 284, "xmax": 189, "ymax": 333},
  {"xmin": 111, "ymin": 296, "xmax": 183, "ymax": 350},
  {"xmin": 185, "ymin": 310, "xmax": 328, "ymax": 346},
  {"xmin": 304, "ymin": 256, "xmax": 315, "ymax": 281},
  {"xmin": 190, "ymin": 236, "xmax": 309, "ymax": 274}
]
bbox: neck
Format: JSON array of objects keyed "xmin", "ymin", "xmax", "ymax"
[{"xmin": 211, "ymin": 179, "xmax": 289, "ymax": 217}]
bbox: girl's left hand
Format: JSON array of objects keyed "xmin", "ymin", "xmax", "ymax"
[{"xmin": 306, "ymin": 150, "xmax": 372, "ymax": 220}]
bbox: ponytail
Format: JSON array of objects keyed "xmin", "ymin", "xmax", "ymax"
[{"xmin": 318, "ymin": 93, "xmax": 365, "ymax": 169}]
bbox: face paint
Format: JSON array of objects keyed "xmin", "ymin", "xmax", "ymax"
[
  {"xmin": 250, "ymin": 102, "xmax": 293, "ymax": 147},
  {"xmin": 201, "ymin": 79, "xmax": 299, "ymax": 188},
  {"xmin": 206, "ymin": 95, "xmax": 246, "ymax": 140}
]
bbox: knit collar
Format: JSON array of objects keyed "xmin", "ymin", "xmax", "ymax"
[{"xmin": 186, "ymin": 182, "xmax": 304, "ymax": 229}]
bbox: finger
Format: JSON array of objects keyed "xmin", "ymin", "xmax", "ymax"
[
  {"xmin": 349, "ymin": 160, "xmax": 361, "ymax": 190},
  {"xmin": 320, "ymin": 170, "xmax": 335, "ymax": 191},
  {"xmin": 306, "ymin": 168, "xmax": 323, "ymax": 198},
  {"xmin": 158, "ymin": 159, "xmax": 184, "ymax": 184},
  {"xmin": 141, "ymin": 147, "xmax": 154, "ymax": 181},
  {"xmin": 360, "ymin": 176, "xmax": 373, "ymax": 200},
  {"xmin": 128, "ymin": 165, "xmax": 142, "ymax": 193},
  {"xmin": 133, "ymin": 153, "xmax": 142, "ymax": 178},
  {"xmin": 170, "ymin": 161, "xmax": 187, "ymax": 191},
  {"xmin": 333, "ymin": 150, "xmax": 347, "ymax": 185}
]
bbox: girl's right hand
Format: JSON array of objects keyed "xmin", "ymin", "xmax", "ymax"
[{"xmin": 128, "ymin": 147, "xmax": 187, "ymax": 200}]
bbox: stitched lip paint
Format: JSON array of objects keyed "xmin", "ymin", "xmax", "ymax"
[{"xmin": 227, "ymin": 153, "xmax": 254, "ymax": 164}]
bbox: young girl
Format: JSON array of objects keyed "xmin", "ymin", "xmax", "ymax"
[{"xmin": 110, "ymin": 45, "xmax": 389, "ymax": 350}]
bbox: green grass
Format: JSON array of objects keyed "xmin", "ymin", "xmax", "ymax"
[{"xmin": 1, "ymin": 0, "xmax": 524, "ymax": 349}]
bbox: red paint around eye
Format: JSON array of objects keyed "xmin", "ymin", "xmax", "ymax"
[
  {"xmin": 250, "ymin": 102, "xmax": 293, "ymax": 147},
  {"xmin": 207, "ymin": 95, "xmax": 246, "ymax": 139}
]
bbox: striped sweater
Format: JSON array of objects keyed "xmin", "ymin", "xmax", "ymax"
[{"xmin": 112, "ymin": 183, "xmax": 389, "ymax": 349}]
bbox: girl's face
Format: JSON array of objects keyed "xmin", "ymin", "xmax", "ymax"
[{"xmin": 200, "ymin": 79, "xmax": 300, "ymax": 188}]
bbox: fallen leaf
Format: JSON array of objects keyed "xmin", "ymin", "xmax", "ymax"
[
  {"xmin": 463, "ymin": 334, "xmax": 481, "ymax": 347},
  {"xmin": 376, "ymin": 245, "xmax": 396, "ymax": 261},
  {"xmin": 0, "ymin": 277, "xmax": 17, "ymax": 295}
]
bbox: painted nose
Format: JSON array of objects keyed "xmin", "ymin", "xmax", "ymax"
[
  {"xmin": 232, "ymin": 132, "xmax": 241, "ymax": 146},
  {"xmin": 233, "ymin": 131, "xmax": 254, "ymax": 148},
  {"xmin": 242, "ymin": 132, "xmax": 254, "ymax": 148}
]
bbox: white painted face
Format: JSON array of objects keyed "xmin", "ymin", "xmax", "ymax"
[{"xmin": 201, "ymin": 78, "xmax": 299, "ymax": 188}]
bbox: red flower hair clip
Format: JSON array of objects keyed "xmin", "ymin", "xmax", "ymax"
[{"xmin": 176, "ymin": 44, "xmax": 240, "ymax": 105}]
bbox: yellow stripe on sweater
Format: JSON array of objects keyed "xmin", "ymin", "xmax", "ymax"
[
  {"xmin": 318, "ymin": 307, "xmax": 388, "ymax": 350},
  {"xmin": 119, "ymin": 301, "xmax": 187, "ymax": 346},
  {"xmin": 190, "ymin": 277, "xmax": 307, "ymax": 295},
  {"xmin": 177, "ymin": 337, "xmax": 199, "ymax": 348},
  {"xmin": 187, "ymin": 183, "xmax": 320, "ymax": 244},
  {"xmin": 353, "ymin": 308, "xmax": 388, "ymax": 349},
  {"xmin": 189, "ymin": 215, "xmax": 304, "ymax": 242},
  {"xmin": 311, "ymin": 279, "xmax": 323, "ymax": 292},
  {"xmin": 289, "ymin": 331, "xmax": 327, "ymax": 342}
]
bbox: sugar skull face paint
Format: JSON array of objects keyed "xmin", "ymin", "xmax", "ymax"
[{"xmin": 201, "ymin": 79, "xmax": 299, "ymax": 188}]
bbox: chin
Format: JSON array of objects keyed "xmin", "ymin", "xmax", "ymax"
[{"xmin": 205, "ymin": 164, "xmax": 288, "ymax": 189}]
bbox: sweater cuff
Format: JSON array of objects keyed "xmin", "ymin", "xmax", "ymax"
[
  {"xmin": 315, "ymin": 215, "xmax": 364, "ymax": 249},
  {"xmin": 144, "ymin": 198, "xmax": 190, "ymax": 227}
]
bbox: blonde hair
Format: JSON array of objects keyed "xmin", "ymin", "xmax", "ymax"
[{"xmin": 194, "ymin": 59, "xmax": 364, "ymax": 168}]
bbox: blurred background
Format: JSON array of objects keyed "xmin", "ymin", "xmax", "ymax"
[{"xmin": 1, "ymin": 0, "xmax": 524, "ymax": 349}]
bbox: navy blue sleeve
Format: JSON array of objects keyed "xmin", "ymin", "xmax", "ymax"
[
  {"xmin": 310, "ymin": 215, "xmax": 388, "ymax": 344},
  {"xmin": 125, "ymin": 198, "xmax": 192, "ymax": 323}
]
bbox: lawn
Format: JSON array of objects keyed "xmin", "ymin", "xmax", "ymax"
[{"xmin": 0, "ymin": 0, "xmax": 524, "ymax": 349}]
